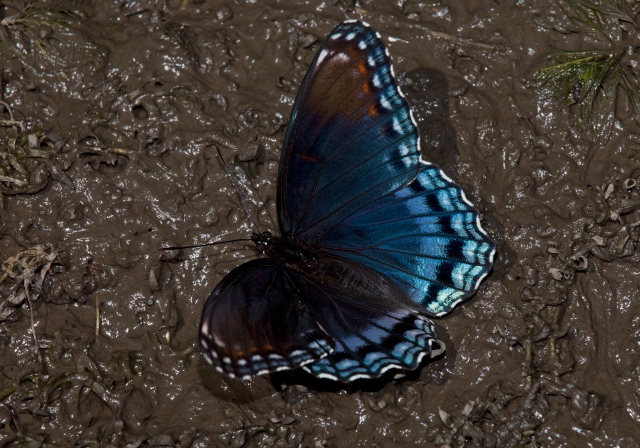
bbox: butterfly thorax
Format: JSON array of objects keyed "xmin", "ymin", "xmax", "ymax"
[{"xmin": 252, "ymin": 231, "xmax": 316, "ymax": 270}]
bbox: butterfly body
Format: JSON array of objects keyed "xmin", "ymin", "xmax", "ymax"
[
  {"xmin": 255, "ymin": 231, "xmax": 404, "ymax": 303},
  {"xmin": 199, "ymin": 20, "xmax": 495, "ymax": 383}
]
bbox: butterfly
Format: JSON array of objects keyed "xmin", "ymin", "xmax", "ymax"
[{"xmin": 199, "ymin": 20, "xmax": 495, "ymax": 383}]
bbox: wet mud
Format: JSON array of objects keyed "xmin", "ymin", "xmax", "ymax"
[{"xmin": 1, "ymin": 0, "xmax": 640, "ymax": 446}]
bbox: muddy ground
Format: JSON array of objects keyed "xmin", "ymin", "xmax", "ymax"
[{"xmin": 1, "ymin": 0, "xmax": 640, "ymax": 446}]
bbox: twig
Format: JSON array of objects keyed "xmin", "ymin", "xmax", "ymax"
[
  {"xmin": 95, "ymin": 292, "xmax": 100, "ymax": 337},
  {"xmin": 24, "ymin": 279, "xmax": 42, "ymax": 364},
  {"xmin": 0, "ymin": 100, "xmax": 25, "ymax": 132},
  {"xmin": 407, "ymin": 23, "xmax": 508, "ymax": 52},
  {"xmin": 0, "ymin": 175, "xmax": 28, "ymax": 187}
]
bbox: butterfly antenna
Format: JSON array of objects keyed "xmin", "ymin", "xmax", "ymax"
[
  {"xmin": 159, "ymin": 238, "xmax": 252, "ymax": 252},
  {"xmin": 216, "ymin": 147, "xmax": 262, "ymax": 234}
]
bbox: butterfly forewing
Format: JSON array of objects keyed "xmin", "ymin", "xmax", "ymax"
[{"xmin": 278, "ymin": 21, "xmax": 421, "ymax": 239}]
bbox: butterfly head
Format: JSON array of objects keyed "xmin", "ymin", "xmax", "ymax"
[{"xmin": 251, "ymin": 231, "xmax": 272, "ymax": 254}]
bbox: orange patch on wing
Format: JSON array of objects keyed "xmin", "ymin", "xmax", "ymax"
[
  {"xmin": 251, "ymin": 344, "xmax": 274, "ymax": 353},
  {"xmin": 367, "ymin": 104, "xmax": 378, "ymax": 117},
  {"xmin": 357, "ymin": 61, "xmax": 368, "ymax": 75}
]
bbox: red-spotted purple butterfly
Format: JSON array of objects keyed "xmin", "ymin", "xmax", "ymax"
[{"xmin": 199, "ymin": 20, "xmax": 495, "ymax": 382}]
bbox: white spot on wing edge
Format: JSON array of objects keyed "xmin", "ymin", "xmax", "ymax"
[
  {"xmin": 316, "ymin": 48, "xmax": 329, "ymax": 64},
  {"xmin": 392, "ymin": 117, "xmax": 403, "ymax": 134},
  {"xmin": 380, "ymin": 94, "xmax": 392, "ymax": 110},
  {"xmin": 333, "ymin": 52, "xmax": 349, "ymax": 63}
]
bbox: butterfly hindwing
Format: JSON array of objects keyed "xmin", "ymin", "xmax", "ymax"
[
  {"xmin": 199, "ymin": 259, "xmax": 333, "ymax": 379},
  {"xmin": 287, "ymin": 258, "xmax": 444, "ymax": 382},
  {"xmin": 316, "ymin": 162, "xmax": 495, "ymax": 316}
]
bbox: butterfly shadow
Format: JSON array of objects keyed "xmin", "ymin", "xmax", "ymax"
[{"xmin": 401, "ymin": 67, "xmax": 460, "ymax": 179}]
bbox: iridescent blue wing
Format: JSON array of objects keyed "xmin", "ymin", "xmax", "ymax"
[
  {"xmin": 317, "ymin": 163, "xmax": 495, "ymax": 316},
  {"xmin": 277, "ymin": 20, "xmax": 494, "ymax": 316},
  {"xmin": 278, "ymin": 21, "xmax": 420, "ymax": 238},
  {"xmin": 287, "ymin": 261, "xmax": 444, "ymax": 382},
  {"xmin": 199, "ymin": 259, "xmax": 333, "ymax": 379}
]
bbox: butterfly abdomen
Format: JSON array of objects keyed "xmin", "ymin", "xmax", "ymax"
[{"xmin": 314, "ymin": 258, "xmax": 388, "ymax": 298}]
